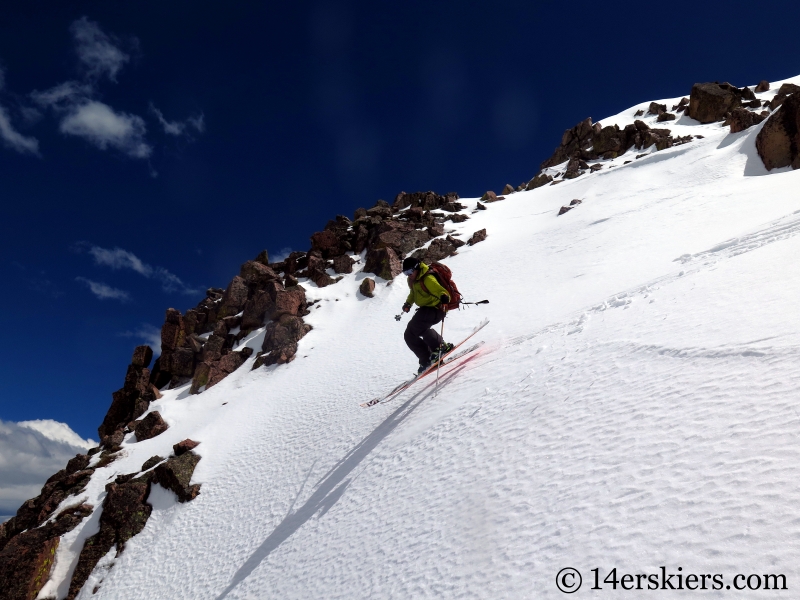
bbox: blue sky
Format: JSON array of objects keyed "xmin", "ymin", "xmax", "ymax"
[{"xmin": 1, "ymin": 1, "xmax": 798, "ymax": 441}]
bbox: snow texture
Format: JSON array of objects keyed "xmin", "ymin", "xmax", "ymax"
[{"xmin": 34, "ymin": 74, "xmax": 800, "ymax": 598}]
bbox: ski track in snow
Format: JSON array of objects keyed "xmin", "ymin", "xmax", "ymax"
[{"xmin": 32, "ymin": 74, "xmax": 800, "ymax": 599}]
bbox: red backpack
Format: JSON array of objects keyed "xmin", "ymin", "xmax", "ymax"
[{"xmin": 419, "ymin": 262, "xmax": 462, "ymax": 311}]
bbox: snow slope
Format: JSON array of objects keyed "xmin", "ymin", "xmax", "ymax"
[{"xmin": 40, "ymin": 75, "xmax": 800, "ymax": 599}]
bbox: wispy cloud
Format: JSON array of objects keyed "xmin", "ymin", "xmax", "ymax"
[
  {"xmin": 0, "ymin": 68, "xmax": 40, "ymax": 156},
  {"xmin": 70, "ymin": 16, "xmax": 130, "ymax": 82},
  {"xmin": 79, "ymin": 243, "xmax": 200, "ymax": 295},
  {"xmin": 30, "ymin": 18, "xmax": 151, "ymax": 159},
  {"xmin": 60, "ymin": 101, "xmax": 150, "ymax": 158},
  {"xmin": 150, "ymin": 104, "xmax": 205, "ymax": 137},
  {"xmin": 75, "ymin": 276, "xmax": 131, "ymax": 301},
  {"xmin": 0, "ymin": 419, "xmax": 94, "ymax": 518},
  {"xmin": 119, "ymin": 324, "xmax": 162, "ymax": 355}
]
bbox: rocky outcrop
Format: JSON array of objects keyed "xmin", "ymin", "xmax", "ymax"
[
  {"xmin": 755, "ymin": 80, "xmax": 770, "ymax": 93},
  {"xmin": 98, "ymin": 346, "xmax": 156, "ymax": 445},
  {"xmin": 0, "ymin": 504, "xmax": 93, "ymax": 600},
  {"xmin": 254, "ymin": 315, "xmax": 312, "ymax": 368},
  {"xmin": 768, "ymin": 83, "xmax": 800, "ymax": 110},
  {"xmin": 526, "ymin": 173, "xmax": 553, "ymax": 189},
  {"xmin": 756, "ymin": 93, "xmax": 800, "ymax": 170},
  {"xmin": 688, "ymin": 82, "xmax": 743, "ymax": 123},
  {"xmin": 541, "ymin": 117, "xmax": 595, "ymax": 169},
  {"xmin": 729, "ymin": 107, "xmax": 766, "ymax": 133}
]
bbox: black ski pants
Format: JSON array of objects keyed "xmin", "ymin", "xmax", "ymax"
[{"xmin": 404, "ymin": 306, "xmax": 445, "ymax": 364}]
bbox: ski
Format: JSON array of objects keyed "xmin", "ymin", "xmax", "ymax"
[{"xmin": 360, "ymin": 319, "xmax": 489, "ymax": 408}]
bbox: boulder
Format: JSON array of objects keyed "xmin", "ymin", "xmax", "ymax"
[
  {"xmin": 272, "ymin": 287, "xmax": 306, "ymax": 319},
  {"xmin": 189, "ymin": 362, "xmax": 211, "ymax": 394},
  {"xmin": 239, "ymin": 261, "xmax": 278, "ymax": 288},
  {"xmin": 359, "ymin": 278, "xmax": 376, "ymax": 298},
  {"xmin": 689, "ymin": 82, "xmax": 742, "ymax": 123},
  {"xmin": 371, "ymin": 221, "xmax": 430, "ymax": 256},
  {"xmin": 412, "ymin": 237, "xmax": 458, "ymax": 263},
  {"xmin": 310, "ymin": 230, "xmax": 344, "ymax": 258},
  {"xmin": 332, "ymin": 255, "xmax": 355, "ymax": 274},
  {"xmin": 141, "ymin": 455, "xmax": 163, "ymax": 471},
  {"xmin": 526, "ymin": 173, "xmax": 553, "ymax": 190},
  {"xmin": 201, "ymin": 334, "xmax": 226, "ymax": 363},
  {"xmin": 259, "ymin": 314, "xmax": 311, "ymax": 365},
  {"xmin": 160, "ymin": 308, "xmax": 185, "ymax": 352},
  {"xmin": 154, "ymin": 452, "xmax": 202, "ymax": 502},
  {"xmin": 592, "ymin": 124, "xmax": 634, "ymax": 156},
  {"xmin": 366, "ymin": 205, "xmax": 392, "ymax": 219},
  {"xmin": 647, "ymin": 102, "xmax": 667, "ymax": 115},
  {"xmin": 467, "ymin": 229, "xmax": 487, "ymax": 246},
  {"xmin": 768, "ymin": 83, "xmax": 800, "ymax": 110},
  {"xmin": 501, "ymin": 183, "xmax": 515, "ymax": 195},
  {"xmin": 353, "ymin": 207, "xmax": 367, "ymax": 220},
  {"xmin": 476, "ymin": 202, "xmax": 486, "ymax": 210},
  {"xmin": 447, "ymin": 213, "xmax": 470, "ymax": 223},
  {"xmin": 218, "ymin": 276, "xmax": 249, "ymax": 319},
  {"xmin": 207, "ymin": 348, "xmax": 254, "ymax": 388},
  {"xmin": 131, "ymin": 345, "xmax": 153, "ymax": 368},
  {"xmin": 363, "ymin": 247, "xmax": 402, "ymax": 280},
  {"xmin": 254, "ymin": 249, "xmax": 270, "ymax": 265},
  {"xmin": 480, "ymin": 191, "xmax": 497, "ymax": 202},
  {"xmin": 173, "ymin": 439, "xmax": 200, "ymax": 456},
  {"xmin": 729, "ymin": 107, "xmax": 766, "ymax": 133},
  {"xmin": 134, "ymin": 411, "xmax": 169, "ymax": 441},
  {"xmin": 756, "ymin": 93, "xmax": 800, "ymax": 170},
  {"xmin": 423, "ymin": 222, "xmax": 442, "ymax": 237},
  {"xmin": 657, "ymin": 112, "xmax": 676, "ymax": 122},
  {"xmin": 306, "ymin": 255, "xmax": 336, "ymax": 288}
]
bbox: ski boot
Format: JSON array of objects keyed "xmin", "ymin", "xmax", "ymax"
[{"xmin": 429, "ymin": 342, "xmax": 455, "ymax": 365}]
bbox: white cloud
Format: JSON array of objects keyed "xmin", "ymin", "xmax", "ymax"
[
  {"xmin": 70, "ymin": 16, "xmax": 130, "ymax": 82},
  {"xmin": 120, "ymin": 324, "xmax": 162, "ymax": 356},
  {"xmin": 0, "ymin": 105, "xmax": 40, "ymax": 155},
  {"xmin": 83, "ymin": 244, "xmax": 200, "ymax": 295},
  {"xmin": 75, "ymin": 276, "xmax": 131, "ymax": 301},
  {"xmin": 150, "ymin": 103, "xmax": 205, "ymax": 137},
  {"xmin": 60, "ymin": 101, "xmax": 151, "ymax": 158},
  {"xmin": 0, "ymin": 419, "xmax": 94, "ymax": 518},
  {"xmin": 88, "ymin": 245, "xmax": 152, "ymax": 276}
]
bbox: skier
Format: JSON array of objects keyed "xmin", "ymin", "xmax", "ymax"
[{"xmin": 401, "ymin": 257, "xmax": 455, "ymax": 373}]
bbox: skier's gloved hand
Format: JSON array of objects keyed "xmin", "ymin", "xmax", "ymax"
[
  {"xmin": 440, "ymin": 294, "xmax": 449, "ymax": 304},
  {"xmin": 402, "ymin": 303, "xmax": 411, "ymax": 313}
]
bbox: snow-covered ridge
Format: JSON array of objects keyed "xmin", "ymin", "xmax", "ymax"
[{"xmin": 2, "ymin": 73, "xmax": 800, "ymax": 599}]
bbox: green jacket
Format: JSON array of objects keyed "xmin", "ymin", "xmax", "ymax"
[{"xmin": 405, "ymin": 263, "xmax": 450, "ymax": 308}]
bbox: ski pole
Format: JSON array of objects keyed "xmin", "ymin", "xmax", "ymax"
[
  {"xmin": 394, "ymin": 314, "xmax": 403, "ymax": 321},
  {"xmin": 435, "ymin": 310, "xmax": 446, "ymax": 395}
]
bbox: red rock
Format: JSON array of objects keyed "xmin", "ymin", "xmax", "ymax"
[
  {"xmin": 131, "ymin": 345, "xmax": 153, "ymax": 368},
  {"xmin": 756, "ymin": 93, "xmax": 800, "ymax": 170},
  {"xmin": 689, "ymin": 82, "xmax": 742, "ymax": 123},
  {"xmin": 467, "ymin": 229, "xmax": 487, "ymax": 246},
  {"xmin": 173, "ymin": 439, "xmax": 200, "ymax": 456},
  {"xmin": 134, "ymin": 411, "xmax": 169, "ymax": 441},
  {"xmin": 364, "ymin": 247, "xmax": 402, "ymax": 280},
  {"xmin": 755, "ymin": 80, "xmax": 770, "ymax": 93},
  {"xmin": 332, "ymin": 255, "xmax": 355, "ymax": 274},
  {"xmin": 239, "ymin": 261, "xmax": 278, "ymax": 288},
  {"xmin": 359, "ymin": 278, "xmax": 376, "ymax": 298},
  {"xmin": 729, "ymin": 107, "xmax": 765, "ymax": 133}
]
